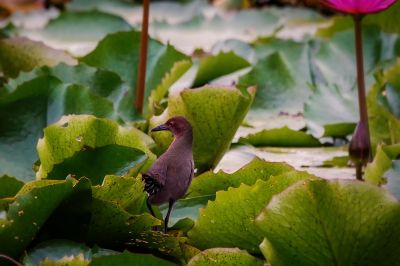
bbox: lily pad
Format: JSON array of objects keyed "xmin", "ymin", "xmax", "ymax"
[
  {"xmin": 0, "ymin": 37, "xmax": 76, "ymax": 78},
  {"xmin": 304, "ymin": 84, "xmax": 358, "ymax": 137},
  {"xmin": 256, "ymin": 179, "xmax": 400, "ymax": 266},
  {"xmin": 193, "ymin": 51, "xmax": 250, "ymax": 87},
  {"xmin": 150, "ymin": 86, "xmax": 255, "ymax": 173},
  {"xmin": 187, "ymin": 172, "xmax": 316, "ymax": 253},
  {"xmin": 238, "ymin": 126, "xmax": 321, "ymax": 147},
  {"xmin": 0, "ymin": 178, "xmax": 74, "ymax": 259},
  {"xmin": 187, "ymin": 157, "xmax": 293, "ymax": 197},
  {"xmin": 80, "ymin": 30, "xmax": 189, "ymax": 119},
  {"xmin": 36, "ymin": 115, "xmax": 156, "ymax": 180},
  {"xmin": 187, "ymin": 248, "xmax": 264, "ymax": 266}
]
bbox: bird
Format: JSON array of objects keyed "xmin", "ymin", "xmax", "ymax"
[{"xmin": 142, "ymin": 116, "xmax": 194, "ymax": 233}]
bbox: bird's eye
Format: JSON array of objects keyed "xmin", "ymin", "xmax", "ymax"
[{"xmin": 169, "ymin": 121, "xmax": 175, "ymax": 126}]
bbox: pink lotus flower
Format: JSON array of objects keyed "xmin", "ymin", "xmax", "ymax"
[{"xmin": 322, "ymin": 0, "xmax": 397, "ymax": 14}]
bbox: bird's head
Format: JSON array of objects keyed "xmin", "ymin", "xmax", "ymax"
[{"xmin": 151, "ymin": 116, "xmax": 192, "ymax": 137}]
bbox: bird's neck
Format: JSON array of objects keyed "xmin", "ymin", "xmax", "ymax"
[{"xmin": 168, "ymin": 130, "xmax": 193, "ymax": 154}]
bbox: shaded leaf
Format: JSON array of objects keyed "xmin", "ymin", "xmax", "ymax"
[
  {"xmin": 365, "ymin": 144, "xmax": 400, "ymax": 185},
  {"xmin": 0, "ymin": 175, "xmax": 24, "ymax": 198},
  {"xmin": 93, "ymin": 175, "xmax": 147, "ymax": 215},
  {"xmin": 47, "ymin": 145, "xmax": 147, "ymax": 185},
  {"xmin": 89, "ymin": 250, "xmax": 176, "ymax": 266},
  {"xmin": 256, "ymin": 179, "xmax": 400, "ymax": 266}
]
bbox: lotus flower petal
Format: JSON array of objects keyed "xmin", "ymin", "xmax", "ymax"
[{"xmin": 322, "ymin": 0, "xmax": 397, "ymax": 14}]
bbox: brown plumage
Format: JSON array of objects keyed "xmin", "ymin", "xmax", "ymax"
[{"xmin": 142, "ymin": 116, "xmax": 194, "ymax": 232}]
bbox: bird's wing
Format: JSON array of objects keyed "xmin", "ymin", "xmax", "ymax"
[{"xmin": 142, "ymin": 159, "xmax": 168, "ymax": 196}]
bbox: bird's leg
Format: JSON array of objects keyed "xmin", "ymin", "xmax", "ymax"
[
  {"xmin": 164, "ymin": 199, "xmax": 175, "ymax": 233},
  {"xmin": 146, "ymin": 197, "xmax": 156, "ymax": 217}
]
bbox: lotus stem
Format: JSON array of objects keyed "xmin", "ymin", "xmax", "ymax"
[
  {"xmin": 349, "ymin": 15, "xmax": 372, "ymax": 180},
  {"xmin": 135, "ymin": 0, "xmax": 150, "ymax": 114},
  {"xmin": 0, "ymin": 254, "xmax": 22, "ymax": 266}
]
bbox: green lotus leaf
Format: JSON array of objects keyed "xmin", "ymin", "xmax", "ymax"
[
  {"xmin": 0, "ymin": 76, "xmax": 117, "ymax": 180},
  {"xmin": 89, "ymin": 250, "xmax": 175, "ymax": 266},
  {"xmin": 187, "ymin": 248, "xmax": 264, "ymax": 266},
  {"xmin": 80, "ymin": 31, "xmax": 190, "ymax": 119},
  {"xmin": 92, "ymin": 175, "xmax": 147, "ymax": 215},
  {"xmin": 304, "ymin": 84, "xmax": 357, "ymax": 137},
  {"xmin": 36, "ymin": 115, "xmax": 156, "ymax": 181},
  {"xmin": 159, "ymin": 195, "xmax": 213, "ymax": 229},
  {"xmin": 0, "ymin": 37, "xmax": 76, "ymax": 78},
  {"xmin": 187, "ymin": 157, "xmax": 293, "ymax": 197},
  {"xmin": 0, "ymin": 175, "xmax": 24, "ymax": 198},
  {"xmin": 256, "ymin": 179, "xmax": 400, "ymax": 266},
  {"xmin": 238, "ymin": 126, "xmax": 321, "ymax": 147},
  {"xmin": 150, "ymin": 86, "xmax": 255, "ymax": 173},
  {"xmin": 0, "ymin": 178, "xmax": 74, "ymax": 259},
  {"xmin": 193, "ymin": 51, "xmax": 250, "ymax": 87},
  {"xmin": 187, "ymin": 172, "xmax": 316, "ymax": 253}
]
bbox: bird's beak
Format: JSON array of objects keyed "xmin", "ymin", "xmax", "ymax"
[{"xmin": 151, "ymin": 123, "xmax": 169, "ymax": 132}]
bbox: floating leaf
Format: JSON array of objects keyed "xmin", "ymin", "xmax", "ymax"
[
  {"xmin": 36, "ymin": 115, "xmax": 156, "ymax": 181},
  {"xmin": 80, "ymin": 31, "xmax": 189, "ymax": 119},
  {"xmin": 0, "ymin": 37, "xmax": 76, "ymax": 78},
  {"xmin": 24, "ymin": 10, "xmax": 131, "ymax": 45},
  {"xmin": 187, "ymin": 248, "xmax": 264, "ymax": 266},
  {"xmin": 366, "ymin": 1, "xmax": 400, "ymax": 33},
  {"xmin": 256, "ymin": 179, "xmax": 400, "ymax": 266},
  {"xmin": 193, "ymin": 51, "xmax": 250, "ymax": 87},
  {"xmin": 0, "ymin": 178, "xmax": 74, "ymax": 259},
  {"xmin": 238, "ymin": 127, "xmax": 321, "ymax": 147},
  {"xmin": 188, "ymin": 172, "xmax": 316, "ymax": 253},
  {"xmin": 304, "ymin": 84, "xmax": 357, "ymax": 137},
  {"xmin": 187, "ymin": 157, "xmax": 293, "ymax": 197},
  {"xmin": 150, "ymin": 86, "xmax": 254, "ymax": 173}
]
